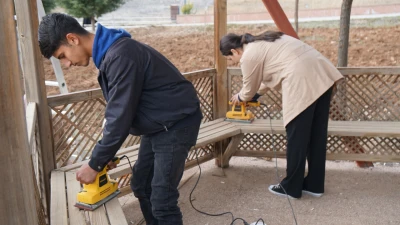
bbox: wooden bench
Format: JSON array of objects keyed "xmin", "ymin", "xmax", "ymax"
[
  {"xmin": 50, "ymin": 118, "xmax": 400, "ymax": 224},
  {"xmin": 50, "ymin": 118, "xmax": 240, "ymax": 225}
]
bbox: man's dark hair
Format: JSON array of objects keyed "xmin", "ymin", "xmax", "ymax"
[{"xmin": 38, "ymin": 13, "xmax": 89, "ymax": 58}]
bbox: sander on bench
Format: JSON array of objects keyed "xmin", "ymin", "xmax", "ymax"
[
  {"xmin": 75, "ymin": 157, "xmax": 121, "ymax": 211},
  {"xmin": 225, "ymin": 101, "xmax": 260, "ymax": 123}
]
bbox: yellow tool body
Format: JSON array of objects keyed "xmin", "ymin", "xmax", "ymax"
[
  {"xmin": 225, "ymin": 101, "xmax": 260, "ymax": 123},
  {"xmin": 75, "ymin": 157, "xmax": 121, "ymax": 211}
]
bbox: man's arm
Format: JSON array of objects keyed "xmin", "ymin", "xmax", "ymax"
[{"xmin": 89, "ymin": 55, "xmax": 143, "ymax": 172}]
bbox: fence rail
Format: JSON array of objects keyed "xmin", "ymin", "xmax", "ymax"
[
  {"xmin": 47, "ymin": 69, "xmax": 216, "ymax": 168},
  {"xmin": 228, "ymin": 67, "xmax": 400, "ymax": 160}
]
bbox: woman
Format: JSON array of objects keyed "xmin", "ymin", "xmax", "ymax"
[{"xmin": 220, "ymin": 31, "xmax": 343, "ymax": 199}]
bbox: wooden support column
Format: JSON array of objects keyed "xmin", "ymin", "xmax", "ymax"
[
  {"xmin": 214, "ymin": 0, "xmax": 229, "ymax": 167},
  {"xmin": 14, "ymin": 0, "xmax": 55, "ymax": 214},
  {"xmin": 221, "ymin": 134, "xmax": 244, "ymax": 168},
  {"xmin": 0, "ymin": 1, "xmax": 39, "ymax": 223}
]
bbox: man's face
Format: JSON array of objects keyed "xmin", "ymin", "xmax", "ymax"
[{"xmin": 53, "ymin": 33, "xmax": 90, "ymax": 67}]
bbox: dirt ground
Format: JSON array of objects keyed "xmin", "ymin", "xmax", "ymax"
[
  {"xmin": 119, "ymin": 158, "xmax": 400, "ymax": 225},
  {"xmin": 43, "ymin": 24, "xmax": 400, "ymax": 95}
]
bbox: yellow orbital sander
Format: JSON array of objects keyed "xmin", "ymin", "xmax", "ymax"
[
  {"xmin": 225, "ymin": 101, "xmax": 260, "ymax": 123},
  {"xmin": 75, "ymin": 157, "xmax": 121, "ymax": 211}
]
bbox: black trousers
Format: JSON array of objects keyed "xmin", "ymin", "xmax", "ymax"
[{"xmin": 280, "ymin": 87, "xmax": 333, "ymax": 198}]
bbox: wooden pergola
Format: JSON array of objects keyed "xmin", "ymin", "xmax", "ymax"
[{"xmin": 1, "ymin": 0, "xmax": 400, "ymax": 224}]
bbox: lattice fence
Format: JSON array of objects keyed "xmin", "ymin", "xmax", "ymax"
[
  {"xmin": 27, "ymin": 103, "xmax": 48, "ymax": 225},
  {"xmin": 48, "ymin": 70, "xmax": 215, "ymax": 168},
  {"xmin": 229, "ymin": 68, "xmax": 400, "ymax": 158}
]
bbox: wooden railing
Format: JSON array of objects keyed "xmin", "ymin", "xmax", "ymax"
[
  {"xmin": 228, "ymin": 67, "xmax": 400, "ymax": 162},
  {"xmin": 47, "ymin": 69, "xmax": 216, "ymax": 168}
]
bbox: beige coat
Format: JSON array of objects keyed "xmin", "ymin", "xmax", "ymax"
[{"xmin": 238, "ymin": 35, "xmax": 343, "ymax": 127}]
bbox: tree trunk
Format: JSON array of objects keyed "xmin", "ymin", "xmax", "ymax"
[
  {"xmin": 91, "ymin": 16, "xmax": 95, "ymax": 32},
  {"xmin": 337, "ymin": 0, "xmax": 353, "ymax": 67},
  {"xmin": 294, "ymin": 0, "xmax": 299, "ymax": 33}
]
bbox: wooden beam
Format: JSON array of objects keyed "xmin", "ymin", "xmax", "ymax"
[
  {"xmin": 14, "ymin": 0, "xmax": 55, "ymax": 215},
  {"xmin": 0, "ymin": 1, "xmax": 38, "ymax": 223},
  {"xmin": 214, "ymin": 0, "xmax": 228, "ymax": 118},
  {"xmin": 261, "ymin": 0, "xmax": 299, "ymax": 39}
]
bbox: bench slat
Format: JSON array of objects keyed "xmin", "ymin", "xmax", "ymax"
[
  {"xmin": 240, "ymin": 120, "xmax": 400, "ymax": 137},
  {"xmin": 65, "ymin": 172, "xmax": 87, "ymax": 225},
  {"xmin": 50, "ymin": 171, "xmax": 68, "ymax": 225},
  {"xmin": 105, "ymin": 196, "xmax": 129, "ymax": 225},
  {"xmin": 89, "ymin": 206, "xmax": 109, "ymax": 225}
]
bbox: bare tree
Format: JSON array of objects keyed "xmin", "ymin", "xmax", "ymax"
[
  {"xmin": 337, "ymin": 0, "xmax": 353, "ymax": 67},
  {"xmin": 294, "ymin": 0, "xmax": 299, "ymax": 33}
]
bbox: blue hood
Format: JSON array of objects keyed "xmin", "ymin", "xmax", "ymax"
[{"xmin": 92, "ymin": 24, "xmax": 131, "ymax": 68}]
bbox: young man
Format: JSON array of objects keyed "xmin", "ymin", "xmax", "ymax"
[{"xmin": 39, "ymin": 13, "xmax": 202, "ymax": 224}]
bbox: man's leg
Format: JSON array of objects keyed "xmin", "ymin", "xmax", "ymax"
[
  {"xmin": 130, "ymin": 135, "xmax": 158, "ymax": 225},
  {"xmin": 303, "ymin": 87, "xmax": 333, "ymax": 194},
  {"xmin": 150, "ymin": 123, "xmax": 200, "ymax": 225},
  {"xmin": 277, "ymin": 101, "xmax": 316, "ymax": 198}
]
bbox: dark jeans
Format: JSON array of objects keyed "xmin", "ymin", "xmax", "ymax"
[
  {"xmin": 130, "ymin": 123, "xmax": 200, "ymax": 225},
  {"xmin": 280, "ymin": 87, "xmax": 333, "ymax": 198}
]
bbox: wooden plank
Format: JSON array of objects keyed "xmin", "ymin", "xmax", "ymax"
[
  {"xmin": 221, "ymin": 133, "xmax": 245, "ymax": 167},
  {"xmin": 197, "ymin": 123, "xmax": 237, "ymax": 139},
  {"xmin": 104, "ymin": 197, "xmax": 129, "ymax": 225},
  {"xmin": 50, "ymin": 171, "xmax": 68, "ymax": 225},
  {"xmin": 196, "ymin": 127, "xmax": 241, "ymax": 147},
  {"xmin": 14, "ymin": 0, "xmax": 56, "ymax": 215},
  {"xmin": 239, "ymin": 120, "xmax": 400, "ymax": 137},
  {"xmin": 47, "ymin": 69, "xmax": 216, "ymax": 107},
  {"xmin": 338, "ymin": 67, "xmax": 400, "ymax": 75},
  {"xmin": 0, "ymin": 2, "xmax": 39, "ymax": 224},
  {"xmin": 88, "ymin": 206, "xmax": 109, "ymax": 225},
  {"xmin": 183, "ymin": 68, "xmax": 216, "ymax": 81},
  {"xmin": 65, "ymin": 172, "xmax": 87, "ymax": 225},
  {"xmin": 229, "ymin": 67, "xmax": 400, "ymax": 76},
  {"xmin": 47, "ymin": 89, "xmax": 103, "ymax": 107},
  {"xmin": 26, "ymin": 102, "xmax": 37, "ymax": 147},
  {"xmin": 234, "ymin": 151, "xmax": 400, "ymax": 162},
  {"xmin": 214, "ymin": 0, "xmax": 228, "ymax": 119},
  {"xmin": 58, "ymin": 144, "xmax": 140, "ymax": 171}
]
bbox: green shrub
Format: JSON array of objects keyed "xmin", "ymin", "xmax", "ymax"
[{"xmin": 181, "ymin": 2, "xmax": 193, "ymax": 15}]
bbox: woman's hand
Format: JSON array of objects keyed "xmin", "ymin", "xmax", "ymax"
[{"xmin": 231, "ymin": 93, "xmax": 241, "ymax": 105}]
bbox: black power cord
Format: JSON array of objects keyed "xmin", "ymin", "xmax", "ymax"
[
  {"xmin": 188, "ymin": 102, "xmax": 298, "ymax": 225},
  {"xmin": 260, "ymin": 102, "xmax": 298, "ymax": 225}
]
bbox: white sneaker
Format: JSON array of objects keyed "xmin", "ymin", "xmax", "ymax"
[{"xmin": 302, "ymin": 189, "xmax": 323, "ymax": 197}]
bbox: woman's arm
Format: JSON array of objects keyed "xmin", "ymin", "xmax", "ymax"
[{"xmin": 238, "ymin": 59, "xmax": 264, "ymax": 101}]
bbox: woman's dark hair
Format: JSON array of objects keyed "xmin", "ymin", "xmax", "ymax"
[
  {"xmin": 38, "ymin": 13, "xmax": 89, "ymax": 59},
  {"xmin": 219, "ymin": 31, "xmax": 284, "ymax": 56}
]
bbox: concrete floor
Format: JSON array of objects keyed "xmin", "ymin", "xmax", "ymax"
[{"xmin": 120, "ymin": 157, "xmax": 400, "ymax": 225}]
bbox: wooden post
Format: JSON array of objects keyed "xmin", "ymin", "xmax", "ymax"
[
  {"xmin": 0, "ymin": 1, "xmax": 39, "ymax": 224},
  {"xmin": 14, "ymin": 0, "xmax": 55, "ymax": 214},
  {"xmin": 213, "ymin": 0, "xmax": 229, "ymax": 167},
  {"xmin": 214, "ymin": 0, "xmax": 228, "ymax": 118}
]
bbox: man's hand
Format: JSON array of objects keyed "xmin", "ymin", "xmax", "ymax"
[
  {"xmin": 231, "ymin": 93, "xmax": 241, "ymax": 105},
  {"xmin": 76, "ymin": 163, "xmax": 98, "ymax": 185}
]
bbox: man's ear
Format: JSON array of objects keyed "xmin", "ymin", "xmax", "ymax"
[{"xmin": 65, "ymin": 33, "xmax": 80, "ymax": 46}]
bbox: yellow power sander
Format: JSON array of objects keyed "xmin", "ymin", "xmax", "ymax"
[
  {"xmin": 75, "ymin": 157, "xmax": 121, "ymax": 211},
  {"xmin": 225, "ymin": 101, "xmax": 260, "ymax": 123}
]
